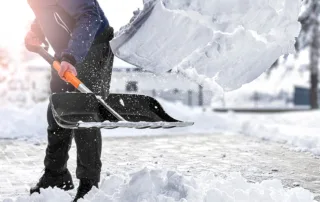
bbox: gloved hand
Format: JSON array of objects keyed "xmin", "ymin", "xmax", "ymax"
[
  {"xmin": 24, "ymin": 30, "xmax": 49, "ymax": 52},
  {"xmin": 24, "ymin": 30, "xmax": 43, "ymax": 50},
  {"xmin": 59, "ymin": 61, "xmax": 78, "ymax": 82}
]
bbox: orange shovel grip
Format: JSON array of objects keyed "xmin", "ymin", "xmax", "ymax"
[{"xmin": 52, "ymin": 61, "xmax": 82, "ymax": 88}]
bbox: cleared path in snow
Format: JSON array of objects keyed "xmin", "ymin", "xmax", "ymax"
[{"xmin": 0, "ymin": 134, "xmax": 319, "ymax": 201}]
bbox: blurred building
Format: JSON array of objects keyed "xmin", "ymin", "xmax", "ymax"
[
  {"xmin": 16, "ymin": 57, "xmax": 214, "ymax": 107},
  {"xmin": 24, "ymin": 59, "xmax": 51, "ymax": 103},
  {"xmin": 111, "ymin": 69, "xmax": 213, "ymax": 106}
]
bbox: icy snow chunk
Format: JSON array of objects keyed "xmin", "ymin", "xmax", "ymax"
[
  {"xmin": 111, "ymin": 0, "xmax": 301, "ymax": 91},
  {"xmin": 119, "ymin": 98, "xmax": 125, "ymax": 107},
  {"xmin": 7, "ymin": 168, "xmax": 315, "ymax": 202}
]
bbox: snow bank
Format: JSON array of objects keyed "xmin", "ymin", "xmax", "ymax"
[
  {"xmin": 0, "ymin": 99, "xmax": 320, "ymax": 155},
  {"xmin": 6, "ymin": 168, "xmax": 315, "ymax": 202},
  {"xmin": 157, "ymin": 99, "xmax": 320, "ymax": 156},
  {"xmin": 3, "ymin": 188, "xmax": 72, "ymax": 202},
  {"xmin": 111, "ymin": 0, "xmax": 301, "ymax": 91},
  {"xmin": 0, "ymin": 98, "xmax": 237, "ymax": 139},
  {"xmin": 0, "ymin": 101, "xmax": 47, "ymax": 139},
  {"xmin": 239, "ymin": 111, "xmax": 320, "ymax": 156},
  {"xmin": 1, "ymin": 98, "xmax": 320, "ymax": 156}
]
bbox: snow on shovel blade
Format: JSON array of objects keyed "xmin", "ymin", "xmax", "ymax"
[
  {"xmin": 110, "ymin": 0, "xmax": 213, "ymax": 74},
  {"xmin": 50, "ymin": 93, "xmax": 193, "ymax": 129},
  {"xmin": 110, "ymin": 0, "xmax": 301, "ymax": 91}
]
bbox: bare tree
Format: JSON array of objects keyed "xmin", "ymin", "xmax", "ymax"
[
  {"xmin": 298, "ymin": 0, "xmax": 320, "ymax": 109},
  {"xmin": 309, "ymin": 1, "xmax": 320, "ymax": 109}
]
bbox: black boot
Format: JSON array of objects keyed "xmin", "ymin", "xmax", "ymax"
[
  {"xmin": 73, "ymin": 179, "xmax": 98, "ymax": 202},
  {"xmin": 30, "ymin": 169, "xmax": 74, "ymax": 194}
]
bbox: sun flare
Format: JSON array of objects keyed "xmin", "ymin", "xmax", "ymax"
[{"xmin": 0, "ymin": 1, "xmax": 34, "ymax": 54}]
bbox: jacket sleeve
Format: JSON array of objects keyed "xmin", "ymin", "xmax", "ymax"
[{"xmin": 59, "ymin": 0, "xmax": 102, "ymax": 65}]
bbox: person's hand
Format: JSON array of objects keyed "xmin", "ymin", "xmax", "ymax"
[
  {"xmin": 24, "ymin": 30, "xmax": 42, "ymax": 48},
  {"xmin": 59, "ymin": 61, "xmax": 78, "ymax": 82}
]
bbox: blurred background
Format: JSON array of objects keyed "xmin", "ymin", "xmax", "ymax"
[{"xmin": 0, "ymin": 0, "xmax": 318, "ymax": 111}]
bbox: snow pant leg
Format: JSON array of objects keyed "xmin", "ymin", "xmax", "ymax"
[
  {"xmin": 73, "ymin": 28, "xmax": 114, "ymax": 181},
  {"xmin": 44, "ymin": 72, "xmax": 75, "ymax": 173},
  {"xmin": 74, "ymin": 128, "xmax": 102, "ymax": 181}
]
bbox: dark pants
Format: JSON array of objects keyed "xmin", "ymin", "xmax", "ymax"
[{"xmin": 45, "ymin": 27, "xmax": 114, "ymax": 181}]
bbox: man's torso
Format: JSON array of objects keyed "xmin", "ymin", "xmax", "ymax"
[{"xmin": 28, "ymin": 0, "xmax": 109, "ymax": 36}]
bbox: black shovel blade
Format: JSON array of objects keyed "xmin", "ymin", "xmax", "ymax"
[
  {"xmin": 50, "ymin": 93, "xmax": 104, "ymax": 129},
  {"xmin": 50, "ymin": 93, "xmax": 193, "ymax": 129}
]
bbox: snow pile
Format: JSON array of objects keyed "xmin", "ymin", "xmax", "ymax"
[
  {"xmin": 0, "ymin": 101, "xmax": 47, "ymax": 139},
  {"xmin": 111, "ymin": 0, "xmax": 301, "ymax": 91},
  {"xmin": 76, "ymin": 169, "xmax": 316, "ymax": 202},
  {"xmin": 87, "ymin": 169, "xmax": 315, "ymax": 202},
  {"xmin": 6, "ymin": 168, "xmax": 315, "ymax": 202},
  {"xmin": 157, "ymin": 99, "xmax": 320, "ymax": 156},
  {"xmin": 0, "ymin": 98, "xmax": 236, "ymax": 139},
  {"xmin": 3, "ymin": 188, "xmax": 72, "ymax": 202},
  {"xmin": 239, "ymin": 111, "xmax": 320, "ymax": 155},
  {"xmin": 1, "ymin": 98, "xmax": 320, "ymax": 156}
]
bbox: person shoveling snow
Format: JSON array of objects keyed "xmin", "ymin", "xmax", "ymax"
[
  {"xmin": 25, "ymin": 0, "xmax": 119, "ymax": 201},
  {"xmin": 25, "ymin": 0, "xmax": 191, "ymax": 201},
  {"xmin": 26, "ymin": 0, "xmax": 114, "ymax": 201},
  {"xmin": 24, "ymin": 0, "xmax": 301, "ymax": 201}
]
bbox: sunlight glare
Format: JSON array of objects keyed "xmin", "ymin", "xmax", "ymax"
[{"xmin": 0, "ymin": 1, "xmax": 34, "ymax": 55}]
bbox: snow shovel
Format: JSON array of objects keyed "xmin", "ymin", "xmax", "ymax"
[{"xmin": 35, "ymin": 47, "xmax": 194, "ymax": 129}]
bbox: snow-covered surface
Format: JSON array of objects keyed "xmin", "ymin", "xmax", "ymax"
[
  {"xmin": 1, "ymin": 98, "xmax": 320, "ymax": 156},
  {"xmin": 111, "ymin": 0, "xmax": 301, "ymax": 92},
  {"xmin": 1, "ymin": 100, "xmax": 319, "ymax": 202},
  {"xmin": 0, "ymin": 101, "xmax": 48, "ymax": 139},
  {"xmin": 7, "ymin": 168, "xmax": 315, "ymax": 202}
]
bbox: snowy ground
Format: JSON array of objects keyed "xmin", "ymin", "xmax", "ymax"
[
  {"xmin": 0, "ymin": 135, "xmax": 318, "ymax": 201},
  {"xmin": 0, "ymin": 100, "xmax": 320, "ymax": 201}
]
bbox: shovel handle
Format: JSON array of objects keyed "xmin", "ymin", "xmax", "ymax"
[
  {"xmin": 52, "ymin": 61, "xmax": 82, "ymax": 88},
  {"xmin": 36, "ymin": 47, "xmax": 83, "ymax": 89}
]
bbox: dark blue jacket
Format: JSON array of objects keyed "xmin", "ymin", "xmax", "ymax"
[{"xmin": 28, "ymin": 0, "xmax": 109, "ymax": 65}]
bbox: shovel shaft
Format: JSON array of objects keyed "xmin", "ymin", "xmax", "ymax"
[{"xmin": 96, "ymin": 96, "xmax": 126, "ymax": 121}]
